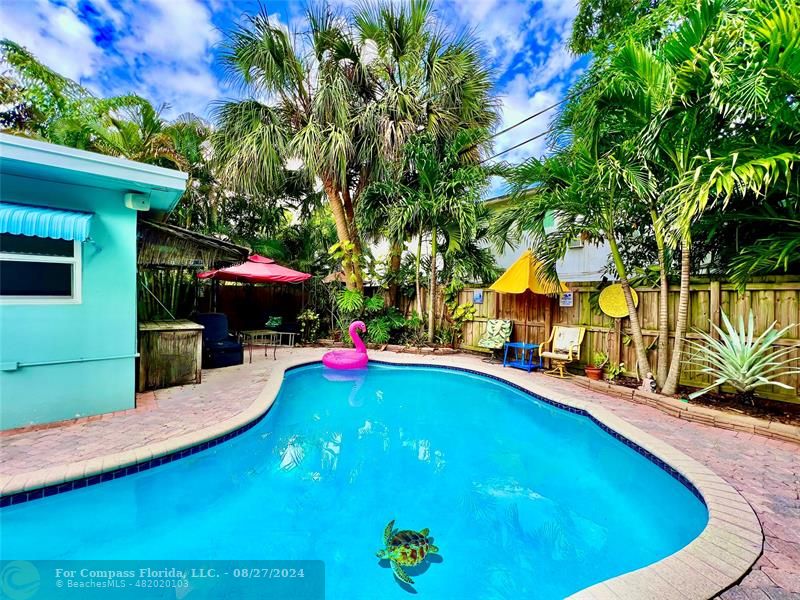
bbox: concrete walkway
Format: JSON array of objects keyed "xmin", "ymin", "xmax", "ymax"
[{"xmin": 1, "ymin": 348, "xmax": 798, "ymax": 598}]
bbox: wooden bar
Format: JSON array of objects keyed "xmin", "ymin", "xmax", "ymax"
[{"xmin": 137, "ymin": 320, "xmax": 203, "ymax": 392}]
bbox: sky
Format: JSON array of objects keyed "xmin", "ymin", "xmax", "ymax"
[{"xmin": 0, "ymin": 0, "xmax": 589, "ymax": 198}]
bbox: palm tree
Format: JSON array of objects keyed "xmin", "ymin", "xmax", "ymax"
[
  {"xmin": 383, "ymin": 130, "xmax": 488, "ymax": 341},
  {"xmin": 499, "ymin": 0, "xmax": 799, "ymax": 394},
  {"xmin": 212, "ymin": 0, "xmax": 498, "ymax": 292},
  {"xmin": 497, "ymin": 140, "xmax": 657, "ymax": 379},
  {"xmin": 0, "ymin": 39, "xmax": 142, "ymax": 148}
]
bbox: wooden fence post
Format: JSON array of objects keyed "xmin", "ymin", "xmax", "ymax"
[
  {"xmin": 709, "ymin": 280, "xmax": 721, "ymax": 340},
  {"xmin": 613, "ymin": 318, "xmax": 622, "ymax": 365},
  {"xmin": 544, "ymin": 296, "xmax": 552, "ymax": 347}
]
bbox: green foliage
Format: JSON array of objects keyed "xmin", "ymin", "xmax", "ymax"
[
  {"xmin": 686, "ymin": 311, "xmax": 800, "ymax": 400},
  {"xmin": 213, "ymin": 1, "xmax": 500, "ymax": 291},
  {"xmin": 448, "ymin": 302, "xmax": 476, "ymax": 348},
  {"xmin": 363, "ymin": 307, "xmax": 404, "ymax": 345},
  {"xmin": 365, "ymin": 317, "xmax": 392, "ymax": 344},
  {"xmin": 503, "ymin": 0, "xmax": 800, "ymax": 286},
  {"xmin": 336, "ymin": 289, "xmax": 365, "ymax": 315},
  {"xmin": 298, "ymin": 309, "xmax": 321, "ymax": 343},
  {"xmin": 604, "ymin": 361, "xmax": 626, "ymax": 380},
  {"xmin": 365, "ymin": 295, "xmax": 385, "ymax": 314},
  {"xmin": 570, "ymin": 0, "xmax": 653, "ymax": 54},
  {"xmin": 592, "ymin": 351, "xmax": 609, "ymax": 368}
]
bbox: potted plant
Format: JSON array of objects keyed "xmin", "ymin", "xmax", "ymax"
[{"xmin": 585, "ymin": 351, "xmax": 608, "ymax": 380}]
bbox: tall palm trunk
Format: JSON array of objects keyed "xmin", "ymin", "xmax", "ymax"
[
  {"xmin": 324, "ymin": 181, "xmax": 356, "ymax": 290},
  {"xmin": 662, "ymin": 238, "xmax": 691, "ymax": 395},
  {"xmin": 427, "ymin": 226, "xmax": 438, "ymax": 343},
  {"xmin": 607, "ymin": 233, "xmax": 651, "ymax": 379},
  {"xmin": 341, "ymin": 186, "xmax": 364, "ymax": 291},
  {"xmin": 387, "ymin": 240, "xmax": 402, "ymax": 308},
  {"xmin": 415, "ymin": 232, "xmax": 423, "ymax": 317},
  {"xmin": 651, "ymin": 210, "xmax": 669, "ymax": 388}
]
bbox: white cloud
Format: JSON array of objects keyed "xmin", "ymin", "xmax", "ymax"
[
  {"xmin": 117, "ymin": 0, "xmax": 220, "ymax": 62},
  {"xmin": 1, "ymin": 0, "xmax": 222, "ymax": 119},
  {"xmin": 0, "ymin": 0, "xmax": 103, "ymax": 82},
  {"xmin": 494, "ymin": 74, "xmax": 562, "ymax": 163},
  {"xmin": 112, "ymin": 0, "xmax": 221, "ymax": 116},
  {"xmin": 446, "ymin": 0, "xmax": 534, "ymax": 73},
  {"xmin": 87, "ymin": 0, "xmax": 126, "ymax": 28}
]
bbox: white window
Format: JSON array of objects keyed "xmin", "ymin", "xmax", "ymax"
[{"xmin": 0, "ymin": 233, "xmax": 82, "ymax": 304}]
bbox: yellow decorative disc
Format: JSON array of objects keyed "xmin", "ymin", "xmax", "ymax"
[{"xmin": 598, "ymin": 284, "xmax": 638, "ymax": 318}]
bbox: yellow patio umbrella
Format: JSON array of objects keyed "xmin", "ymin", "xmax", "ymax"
[{"xmin": 489, "ymin": 250, "xmax": 568, "ymax": 343}]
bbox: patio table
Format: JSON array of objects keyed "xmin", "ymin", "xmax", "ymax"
[
  {"xmin": 240, "ymin": 329, "xmax": 296, "ymax": 362},
  {"xmin": 502, "ymin": 342, "xmax": 542, "ymax": 373}
]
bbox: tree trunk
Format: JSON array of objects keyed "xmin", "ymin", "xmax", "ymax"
[
  {"xmin": 607, "ymin": 234, "xmax": 651, "ymax": 379},
  {"xmin": 415, "ymin": 232, "xmax": 423, "ymax": 317},
  {"xmin": 662, "ymin": 239, "xmax": 691, "ymax": 395},
  {"xmin": 652, "ymin": 210, "xmax": 669, "ymax": 389},
  {"xmin": 324, "ymin": 181, "xmax": 356, "ymax": 290},
  {"xmin": 341, "ymin": 185, "xmax": 364, "ymax": 291},
  {"xmin": 427, "ymin": 226, "xmax": 437, "ymax": 343},
  {"xmin": 387, "ymin": 240, "xmax": 402, "ymax": 308}
]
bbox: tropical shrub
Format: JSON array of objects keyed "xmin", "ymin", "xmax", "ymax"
[
  {"xmin": 592, "ymin": 351, "xmax": 609, "ymax": 369},
  {"xmin": 448, "ymin": 302, "xmax": 477, "ymax": 349},
  {"xmin": 336, "ymin": 289, "xmax": 365, "ymax": 316},
  {"xmin": 604, "ymin": 361, "xmax": 626, "ymax": 381},
  {"xmin": 298, "ymin": 309, "xmax": 321, "ymax": 343},
  {"xmin": 686, "ymin": 310, "xmax": 800, "ymax": 401},
  {"xmin": 332, "ymin": 289, "xmax": 407, "ymax": 345},
  {"xmin": 366, "ymin": 309, "xmax": 406, "ymax": 345}
]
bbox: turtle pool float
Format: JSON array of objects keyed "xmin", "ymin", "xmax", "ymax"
[{"xmin": 376, "ymin": 520, "xmax": 439, "ymax": 585}]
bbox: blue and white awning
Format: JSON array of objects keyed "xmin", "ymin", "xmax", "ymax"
[{"xmin": 0, "ymin": 202, "xmax": 93, "ymax": 241}]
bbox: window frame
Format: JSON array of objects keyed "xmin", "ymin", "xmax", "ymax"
[
  {"xmin": 568, "ymin": 237, "xmax": 585, "ymax": 249},
  {"xmin": 0, "ymin": 238, "xmax": 82, "ymax": 305}
]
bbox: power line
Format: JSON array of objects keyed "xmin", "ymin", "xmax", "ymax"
[
  {"xmin": 479, "ymin": 127, "xmax": 554, "ymax": 164},
  {"xmin": 487, "ymin": 98, "xmax": 568, "ymax": 141},
  {"xmin": 474, "ymin": 81, "xmax": 598, "ymax": 163},
  {"xmin": 459, "ymin": 97, "xmax": 565, "ymax": 159}
]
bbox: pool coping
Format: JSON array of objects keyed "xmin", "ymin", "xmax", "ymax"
[{"xmin": 0, "ymin": 355, "xmax": 763, "ymax": 599}]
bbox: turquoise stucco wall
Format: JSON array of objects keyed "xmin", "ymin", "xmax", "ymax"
[{"xmin": 0, "ymin": 173, "xmax": 138, "ymax": 429}]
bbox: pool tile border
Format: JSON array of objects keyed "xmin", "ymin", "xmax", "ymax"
[{"xmin": 0, "ymin": 354, "xmax": 763, "ymax": 599}]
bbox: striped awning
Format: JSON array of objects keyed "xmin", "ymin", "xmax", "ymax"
[{"xmin": 0, "ymin": 202, "xmax": 93, "ymax": 241}]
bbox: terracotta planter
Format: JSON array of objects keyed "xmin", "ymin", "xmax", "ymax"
[{"xmin": 585, "ymin": 366, "xmax": 604, "ymax": 381}]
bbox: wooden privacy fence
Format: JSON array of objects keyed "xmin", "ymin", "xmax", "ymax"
[
  {"xmin": 459, "ymin": 280, "xmax": 800, "ymax": 403},
  {"xmin": 216, "ymin": 284, "xmax": 306, "ymax": 331}
]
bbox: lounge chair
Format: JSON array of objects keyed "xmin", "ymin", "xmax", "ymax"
[
  {"xmin": 539, "ymin": 326, "xmax": 586, "ymax": 378},
  {"xmin": 477, "ymin": 319, "xmax": 513, "ymax": 362},
  {"xmin": 191, "ymin": 312, "xmax": 244, "ymax": 369}
]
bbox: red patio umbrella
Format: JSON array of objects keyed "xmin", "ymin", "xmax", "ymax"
[{"xmin": 197, "ymin": 254, "xmax": 311, "ymax": 283}]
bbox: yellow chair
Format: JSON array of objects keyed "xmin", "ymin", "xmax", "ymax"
[{"xmin": 539, "ymin": 326, "xmax": 586, "ymax": 378}]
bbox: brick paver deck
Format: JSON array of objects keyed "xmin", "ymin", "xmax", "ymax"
[{"xmin": 1, "ymin": 348, "xmax": 797, "ymax": 598}]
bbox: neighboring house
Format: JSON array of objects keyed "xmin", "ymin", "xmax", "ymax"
[
  {"xmin": 0, "ymin": 133, "xmax": 187, "ymax": 430},
  {"xmin": 484, "ymin": 193, "xmax": 612, "ymax": 283}
]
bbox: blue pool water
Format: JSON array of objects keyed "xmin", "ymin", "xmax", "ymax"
[{"xmin": 1, "ymin": 364, "xmax": 707, "ymax": 598}]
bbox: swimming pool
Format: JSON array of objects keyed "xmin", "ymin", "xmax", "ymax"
[{"xmin": 1, "ymin": 363, "xmax": 708, "ymax": 598}]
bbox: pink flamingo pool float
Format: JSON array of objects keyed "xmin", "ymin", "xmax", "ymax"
[{"xmin": 323, "ymin": 321, "xmax": 369, "ymax": 370}]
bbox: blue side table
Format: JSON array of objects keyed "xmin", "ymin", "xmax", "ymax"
[{"xmin": 503, "ymin": 342, "xmax": 542, "ymax": 372}]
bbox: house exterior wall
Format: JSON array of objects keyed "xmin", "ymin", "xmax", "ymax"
[
  {"xmin": 485, "ymin": 195, "xmax": 613, "ymax": 283},
  {"xmin": 495, "ymin": 239, "xmax": 612, "ymax": 283},
  {"xmin": 0, "ymin": 173, "xmax": 138, "ymax": 429}
]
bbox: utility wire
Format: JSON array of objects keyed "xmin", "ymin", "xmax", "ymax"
[
  {"xmin": 479, "ymin": 127, "xmax": 554, "ymax": 164},
  {"xmin": 487, "ymin": 98, "xmax": 568, "ymax": 141},
  {"xmin": 472, "ymin": 81, "xmax": 598, "ymax": 164},
  {"xmin": 459, "ymin": 96, "xmax": 565, "ymax": 158}
]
